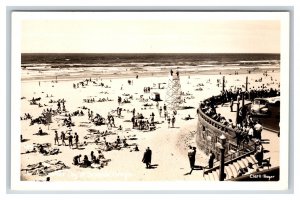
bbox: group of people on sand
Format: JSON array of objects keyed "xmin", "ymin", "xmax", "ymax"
[
  {"xmin": 53, "ymin": 130, "xmax": 79, "ymax": 149},
  {"xmin": 73, "ymin": 150, "xmax": 105, "ymax": 168}
]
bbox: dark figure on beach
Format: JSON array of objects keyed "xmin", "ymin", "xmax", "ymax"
[
  {"xmin": 187, "ymin": 146, "xmax": 195, "ymax": 170},
  {"xmin": 74, "ymin": 132, "xmax": 79, "ymax": 148},
  {"xmin": 170, "ymin": 69, "xmax": 173, "ymax": 76},
  {"xmin": 68, "ymin": 133, "xmax": 73, "ymax": 148},
  {"xmin": 73, "ymin": 154, "xmax": 81, "ymax": 165},
  {"xmin": 171, "ymin": 115, "xmax": 176, "ymax": 127},
  {"xmin": 90, "ymin": 151, "xmax": 95, "ymax": 161},
  {"xmin": 54, "ymin": 131, "xmax": 59, "ymax": 145},
  {"xmin": 82, "ymin": 155, "xmax": 92, "ymax": 167},
  {"xmin": 116, "ymin": 136, "xmax": 121, "ymax": 144},
  {"xmin": 61, "ymin": 131, "xmax": 66, "ymax": 146},
  {"xmin": 134, "ymin": 145, "xmax": 139, "ymax": 151},
  {"xmin": 142, "ymin": 147, "xmax": 152, "ymax": 168},
  {"xmin": 38, "ymin": 127, "xmax": 43, "ymax": 135},
  {"xmin": 208, "ymin": 150, "xmax": 215, "ymax": 168}
]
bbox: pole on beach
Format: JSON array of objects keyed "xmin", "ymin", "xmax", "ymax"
[
  {"xmin": 246, "ymin": 76, "xmax": 248, "ymax": 91},
  {"xmin": 222, "ymin": 76, "xmax": 225, "ymax": 92}
]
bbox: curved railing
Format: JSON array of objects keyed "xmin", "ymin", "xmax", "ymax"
[{"xmin": 197, "ymin": 94, "xmax": 256, "ymax": 178}]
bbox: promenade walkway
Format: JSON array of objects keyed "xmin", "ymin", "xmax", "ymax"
[{"xmin": 216, "ymin": 102, "xmax": 280, "ymax": 168}]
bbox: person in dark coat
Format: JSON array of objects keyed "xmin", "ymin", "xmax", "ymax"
[
  {"xmin": 187, "ymin": 146, "xmax": 194, "ymax": 170},
  {"xmin": 142, "ymin": 147, "xmax": 152, "ymax": 168},
  {"xmin": 208, "ymin": 150, "xmax": 215, "ymax": 168}
]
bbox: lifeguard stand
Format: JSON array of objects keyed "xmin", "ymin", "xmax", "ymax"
[{"xmin": 165, "ymin": 70, "xmax": 182, "ymax": 111}]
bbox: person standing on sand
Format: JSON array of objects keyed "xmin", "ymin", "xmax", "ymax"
[
  {"xmin": 74, "ymin": 132, "xmax": 79, "ymax": 149},
  {"xmin": 142, "ymin": 147, "xmax": 152, "ymax": 169},
  {"xmin": 167, "ymin": 116, "xmax": 171, "ymax": 128},
  {"xmin": 164, "ymin": 110, "xmax": 168, "ymax": 120},
  {"xmin": 188, "ymin": 146, "xmax": 194, "ymax": 170},
  {"xmin": 61, "ymin": 131, "xmax": 66, "ymax": 146},
  {"xmin": 54, "ymin": 131, "xmax": 59, "ymax": 145},
  {"xmin": 171, "ymin": 115, "xmax": 176, "ymax": 128},
  {"xmin": 68, "ymin": 133, "xmax": 73, "ymax": 148},
  {"xmin": 230, "ymin": 98, "xmax": 234, "ymax": 112}
]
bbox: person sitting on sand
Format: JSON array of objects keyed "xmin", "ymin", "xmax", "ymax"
[
  {"xmin": 184, "ymin": 114, "xmax": 192, "ymax": 120},
  {"xmin": 38, "ymin": 145, "xmax": 48, "ymax": 155},
  {"xmin": 123, "ymin": 137, "xmax": 128, "ymax": 147},
  {"xmin": 134, "ymin": 145, "xmax": 139, "ymax": 151},
  {"xmin": 97, "ymin": 150, "xmax": 105, "ymax": 160},
  {"xmin": 38, "ymin": 127, "xmax": 43, "ymax": 135},
  {"xmin": 73, "ymin": 154, "xmax": 81, "ymax": 165},
  {"xmin": 81, "ymin": 155, "xmax": 91, "ymax": 168},
  {"xmin": 90, "ymin": 151, "xmax": 95, "ymax": 160}
]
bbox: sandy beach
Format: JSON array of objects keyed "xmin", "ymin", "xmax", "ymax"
[{"xmin": 20, "ymin": 68, "xmax": 280, "ymax": 182}]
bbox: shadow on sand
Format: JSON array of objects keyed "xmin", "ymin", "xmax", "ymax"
[{"xmin": 184, "ymin": 165, "xmax": 203, "ymax": 175}]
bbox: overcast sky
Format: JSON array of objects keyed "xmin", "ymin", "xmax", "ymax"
[{"xmin": 21, "ymin": 13, "xmax": 281, "ymax": 53}]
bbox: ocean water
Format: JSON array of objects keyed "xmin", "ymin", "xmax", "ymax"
[{"xmin": 21, "ymin": 53, "xmax": 280, "ymax": 80}]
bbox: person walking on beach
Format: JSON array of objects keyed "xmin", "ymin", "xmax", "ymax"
[
  {"xmin": 188, "ymin": 146, "xmax": 197, "ymax": 174},
  {"xmin": 54, "ymin": 131, "xmax": 59, "ymax": 145},
  {"xmin": 74, "ymin": 132, "xmax": 79, "ymax": 149},
  {"xmin": 171, "ymin": 115, "xmax": 176, "ymax": 128},
  {"xmin": 61, "ymin": 131, "xmax": 66, "ymax": 146},
  {"xmin": 142, "ymin": 147, "xmax": 152, "ymax": 169}
]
